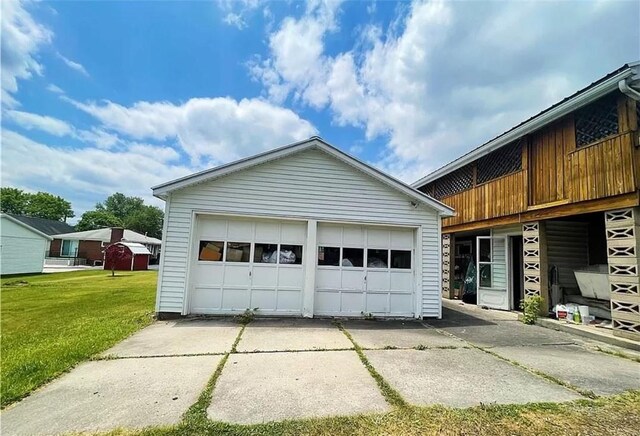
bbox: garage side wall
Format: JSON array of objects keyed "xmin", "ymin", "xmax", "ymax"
[
  {"xmin": 157, "ymin": 148, "xmax": 442, "ymax": 317},
  {"xmin": 0, "ymin": 218, "xmax": 48, "ymax": 275}
]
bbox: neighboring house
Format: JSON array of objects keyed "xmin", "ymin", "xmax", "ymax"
[
  {"xmin": 412, "ymin": 62, "xmax": 640, "ymax": 341},
  {"xmin": 0, "ymin": 213, "xmax": 53, "ymax": 275},
  {"xmin": 6, "ymin": 214, "xmax": 74, "ymax": 255},
  {"xmin": 50, "ymin": 227, "xmax": 162, "ymax": 266},
  {"xmin": 152, "ymin": 137, "xmax": 453, "ymax": 319},
  {"xmin": 104, "ymin": 242, "xmax": 151, "ymax": 271}
]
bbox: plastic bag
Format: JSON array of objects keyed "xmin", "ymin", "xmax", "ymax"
[
  {"xmin": 262, "ymin": 251, "xmax": 278, "ymax": 263},
  {"xmin": 367, "ymin": 257, "xmax": 387, "ymax": 268},
  {"xmin": 279, "ymin": 250, "xmax": 296, "ymax": 264},
  {"xmin": 261, "ymin": 250, "xmax": 297, "ymax": 264}
]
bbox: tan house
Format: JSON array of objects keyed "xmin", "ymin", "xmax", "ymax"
[{"xmin": 412, "ymin": 62, "xmax": 640, "ymax": 341}]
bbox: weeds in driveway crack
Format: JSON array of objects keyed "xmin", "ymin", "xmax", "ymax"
[
  {"xmin": 182, "ymin": 353, "xmax": 230, "ymax": 425},
  {"xmin": 422, "ymin": 321, "xmax": 598, "ymax": 399},
  {"xmin": 336, "ymin": 322, "xmax": 407, "ymax": 408},
  {"xmin": 182, "ymin": 322, "xmax": 247, "ymax": 425},
  {"xmin": 592, "ymin": 346, "xmax": 640, "ymax": 363},
  {"xmin": 234, "ymin": 347, "xmax": 354, "ymax": 355},
  {"xmin": 231, "ymin": 324, "xmax": 246, "ymax": 354},
  {"xmin": 476, "ymin": 346, "xmax": 597, "ymax": 399}
]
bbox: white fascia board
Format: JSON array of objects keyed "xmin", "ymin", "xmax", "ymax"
[{"xmin": 411, "ymin": 66, "xmax": 637, "ymax": 188}]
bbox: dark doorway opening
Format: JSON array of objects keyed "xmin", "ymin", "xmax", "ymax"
[{"xmin": 510, "ymin": 235, "xmax": 523, "ymax": 310}]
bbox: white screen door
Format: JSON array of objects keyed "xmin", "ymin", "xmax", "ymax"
[{"xmin": 476, "ymin": 236, "xmax": 509, "ymax": 310}]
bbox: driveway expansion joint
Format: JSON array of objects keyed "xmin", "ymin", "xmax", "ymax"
[
  {"xmin": 422, "ymin": 321, "xmax": 597, "ymax": 399},
  {"xmin": 94, "ymin": 352, "xmax": 228, "ymax": 360},
  {"xmin": 337, "ymin": 322, "xmax": 408, "ymax": 408}
]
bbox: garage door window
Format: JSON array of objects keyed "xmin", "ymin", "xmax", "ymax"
[
  {"xmin": 342, "ymin": 247, "xmax": 364, "ymax": 267},
  {"xmin": 318, "ymin": 246, "xmax": 340, "ymax": 266},
  {"xmin": 198, "ymin": 241, "xmax": 224, "ymax": 261},
  {"xmin": 255, "ymin": 243, "xmax": 278, "ymax": 263},
  {"xmin": 280, "ymin": 244, "xmax": 303, "ymax": 264},
  {"xmin": 390, "ymin": 250, "xmax": 412, "ymax": 269},
  {"xmin": 367, "ymin": 249, "xmax": 388, "ymax": 268},
  {"xmin": 227, "ymin": 242, "xmax": 250, "ymax": 262},
  {"xmin": 254, "ymin": 243, "xmax": 303, "ymax": 264}
]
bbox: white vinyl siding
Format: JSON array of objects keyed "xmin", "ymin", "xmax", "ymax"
[
  {"xmin": 0, "ymin": 217, "xmax": 48, "ymax": 275},
  {"xmin": 158, "ymin": 148, "xmax": 442, "ymax": 317}
]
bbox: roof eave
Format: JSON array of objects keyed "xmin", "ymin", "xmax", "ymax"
[
  {"xmin": 411, "ymin": 64, "xmax": 638, "ymax": 188},
  {"xmin": 1, "ymin": 214, "xmax": 54, "ymax": 240},
  {"xmin": 151, "ymin": 137, "xmax": 454, "ymax": 216}
]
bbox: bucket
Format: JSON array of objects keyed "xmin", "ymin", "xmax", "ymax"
[{"xmin": 578, "ymin": 305, "xmax": 590, "ymax": 319}]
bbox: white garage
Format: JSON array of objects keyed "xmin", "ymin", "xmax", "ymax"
[
  {"xmin": 153, "ymin": 137, "xmax": 454, "ymax": 319},
  {"xmin": 1, "ymin": 213, "xmax": 53, "ymax": 275}
]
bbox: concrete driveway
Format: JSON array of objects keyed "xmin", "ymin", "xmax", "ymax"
[{"xmin": 3, "ymin": 303, "xmax": 640, "ymax": 435}]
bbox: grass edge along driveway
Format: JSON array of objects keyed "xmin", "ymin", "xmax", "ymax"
[{"xmin": 1, "ymin": 270, "xmax": 157, "ymax": 407}]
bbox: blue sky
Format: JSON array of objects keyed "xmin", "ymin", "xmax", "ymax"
[{"xmin": 1, "ymin": 0, "xmax": 638, "ymax": 220}]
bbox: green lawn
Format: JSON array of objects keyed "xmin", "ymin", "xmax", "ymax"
[{"xmin": 1, "ymin": 270, "xmax": 157, "ymax": 407}]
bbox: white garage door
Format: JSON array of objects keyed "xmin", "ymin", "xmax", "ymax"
[
  {"xmin": 189, "ymin": 216, "xmax": 306, "ymax": 315},
  {"xmin": 315, "ymin": 223, "xmax": 415, "ymax": 317}
]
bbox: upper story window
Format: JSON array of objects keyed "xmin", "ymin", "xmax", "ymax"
[
  {"xmin": 575, "ymin": 93, "xmax": 619, "ymax": 148},
  {"xmin": 430, "ymin": 164, "xmax": 474, "ymax": 199},
  {"xmin": 476, "ymin": 140, "xmax": 523, "ymax": 184}
]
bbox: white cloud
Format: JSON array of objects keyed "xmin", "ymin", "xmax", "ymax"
[
  {"xmin": 223, "ymin": 13, "xmax": 247, "ymax": 29},
  {"xmin": 66, "ymin": 96, "xmax": 318, "ymax": 165},
  {"xmin": 4, "ymin": 109, "xmax": 74, "ymax": 136},
  {"xmin": 218, "ymin": 0, "xmax": 263, "ymax": 29},
  {"xmin": 249, "ymin": 0, "xmax": 343, "ymax": 107},
  {"xmin": 46, "ymin": 83, "xmax": 64, "ymax": 94},
  {"xmin": 0, "ymin": 0, "xmax": 52, "ymax": 107},
  {"xmin": 253, "ymin": 0, "xmax": 639, "ymax": 182},
  {"xmin": 56, "ymin": 52, "xmax": 89, "ymax": 76},
  {"xmin": 4, "ymin": 108, "xmax": 123, "ymax": 149},
  {"xmin": 1, "ymin": 129, "xmax": 192, "ymax": 213}
]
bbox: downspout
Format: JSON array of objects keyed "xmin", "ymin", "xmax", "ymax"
[{"xmin": 618, "ymin": 78, "xmax": 640, "ymax": 101}]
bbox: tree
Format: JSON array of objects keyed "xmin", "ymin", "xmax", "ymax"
[
  {"xmin": 125, "ymin": 205, "xmax": 164, "ymax": 239},
  {"xmin": 24, "ymin": 192, "xmax": 75, "ymax": 221},
  {"xmin": 105, "ymin": 243, "xmax": 129, "ymax": 277},
  {"xmin": 96, "ymin": 193, "xmax": 145, "ymax": 222},
  {"xmin": 76, "ymin": 210, "xmax": 123, "ymax": 231},
  {"xmin": 0, "ymin": 188, "xmax": 74, "ymax": 221},
  {"xmin": 0, "ymin": 187, "xmax": 28, "ymax": 214}
]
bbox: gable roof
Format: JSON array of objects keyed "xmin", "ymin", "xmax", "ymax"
[
  {"xmin": 7, "ymin": 214, "xmax": 75, "ymax": 236},
  {"xmin": 1, "ymin": 213, "xmax": 54, "ymax": 240},
  {"xmin": 52, "ymin": 227, "xmax": 162, "ymax": 245},
  {"xmin": 152, "ymin": 137, "xmax": 454, "ymax": 216},
  {"xmin": 113, "ymin": 242, "xmax": 152, "ymax": 255},
  {"xmin": 412, "ymin": 61, "xmax": 640, "ymax": 188}
]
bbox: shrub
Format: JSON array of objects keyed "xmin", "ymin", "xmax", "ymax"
[{"xmin": 520, "ymin": 295, "xmax": 543, "ymax": 325}]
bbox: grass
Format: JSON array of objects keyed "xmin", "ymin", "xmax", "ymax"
[
  {"xmin": 106, "ymin": 390, "xmax": 640, "ymax": 436},
  {"xmin": 335, "ymin": 322, "xmax": 407, "ymax": 408},
  {"xmin": 1, "ymin": 270, "xmax": 157, "ymax": 407}
]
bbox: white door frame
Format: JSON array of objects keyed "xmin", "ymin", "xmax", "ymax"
[{"xmin": 476, "ymin": 234, "xmax": 509, "ymax": 310}]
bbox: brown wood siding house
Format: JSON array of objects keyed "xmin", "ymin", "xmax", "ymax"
[{"xmin": 413, "ymin": 62, "xmax": 640, "ymax": 341}]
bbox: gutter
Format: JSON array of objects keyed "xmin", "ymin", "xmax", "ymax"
[
  {"xmin": 412, "ymin": 63, "xmax": 639, "ymax": 188},
  {"xmin": 619, "ymin": 78, "xmax": 640, "ymax": 101}
]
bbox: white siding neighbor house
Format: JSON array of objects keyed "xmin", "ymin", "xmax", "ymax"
[
  {"xmin": 1, "ymin": 213, "xmax": 53, "ymax": 275},
  {"xmin": 152, "ymin": 137, "xmax": 454, "ymax": 319}
]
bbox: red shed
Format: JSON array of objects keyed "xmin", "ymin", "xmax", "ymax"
[{"xmin": 104, "ymin": 242, "xmax": 151, "ymax": 271}]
